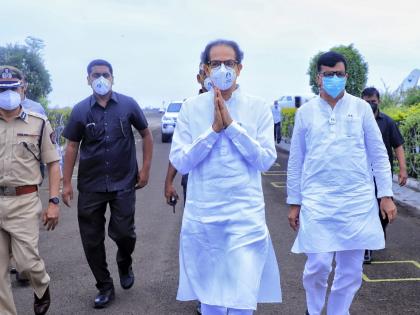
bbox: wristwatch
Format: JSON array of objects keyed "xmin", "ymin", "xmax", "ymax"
[{"xmin": 49, "ymin": 197, "xmax": 60, "ymax": 205}]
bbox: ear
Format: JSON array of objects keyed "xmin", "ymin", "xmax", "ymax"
[
  {"xmin": 87, "ymin": 75, "xmax": 91, "ymax": 85},
  {"xmin": 204, "ymin": 64, "xmax": 211, "ymax": 77},
  {"xmin": 236, "ymin": 64, "xmax": 243, "ymax": 76},
  {"xmin": 196, "ymin": 74, "xmax": 201, "ymax": 84},
  {"xmin": 316, "ymin": 73, "xmax": 322, "ymax": 88}
]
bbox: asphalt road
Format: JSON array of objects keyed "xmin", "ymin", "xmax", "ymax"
[{"xmin": 12, "ymin": 111, "xmax": 420, "ymax": 315}]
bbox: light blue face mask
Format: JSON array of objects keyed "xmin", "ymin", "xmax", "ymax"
[
  {"xmin": 0, "ymin": 89, "xmax": 21, "ymax": 110},
  {"xmin": 322, "ymin": 75, "xmax": 346, "ymax": 98},
  {"xmin": 210, "ymin": 64, "xmax": 236, "ymax": 91},
  {"xmin": 203, "ymin": 77, "xmax": 213, "ymax": 92}
]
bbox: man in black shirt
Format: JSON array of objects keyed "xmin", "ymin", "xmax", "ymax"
[
  {"xmin": 62, "ymin": 59, "xmax": 153, "ymax": 308},
  {"xmin": 362, "ymin": 87, "xmax": 407, "ymax": 263}
]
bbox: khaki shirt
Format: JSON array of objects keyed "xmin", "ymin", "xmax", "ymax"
[{"xmin": 0, "ymin": 108, "xmax": 60, "ymax": 186}]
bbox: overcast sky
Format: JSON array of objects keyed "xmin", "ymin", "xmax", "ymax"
[{"xmin": 2, "ymin": 0, "xmax": 419, "ymax": 108}]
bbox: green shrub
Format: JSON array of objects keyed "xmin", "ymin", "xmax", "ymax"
[
  {"xmin": 383, "ymin": 104, "xmax": 420, "ymax": 124},
  {"xmin": 47, "ymin": 107, "xmax": 72, "ymax": 146},
  {"xmin": 379, "ymin": 91, "xmax": 400, "ymax": 109},
  {"xmin": 402, "ymin": 87, "xmax": 420, "ymax": 107},
  {"xmin": 281, "ymin": 107, "xmax": 297, "ymax": 140},
  {"xmin": 399, "ymin": 110, "xmax": 420, "ymax": 178}
]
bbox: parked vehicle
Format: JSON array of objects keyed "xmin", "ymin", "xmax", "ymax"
[
  {"xmin": 161, "ymin": 101, "xmax": 183, "ymax": 142},
  {"xmin": 276, "ymin": 95, "xmax": 313, "ymax": 108}
]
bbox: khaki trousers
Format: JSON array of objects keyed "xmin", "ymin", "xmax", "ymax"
[{"xmin": 0, "ymin": 192, "xmax": 50, "ymax": 315}]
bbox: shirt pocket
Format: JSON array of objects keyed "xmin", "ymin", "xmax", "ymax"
[
  {"xmin": 343, "ymin": 115, "xmax": 362, "ymax": 138},
  {"xmin": 115, "ymin": 116, "xmax": 132, "ymax": 138},
  {"xmin": 13, "ymin": 137, "xmax": 41, "ymax": 161}
]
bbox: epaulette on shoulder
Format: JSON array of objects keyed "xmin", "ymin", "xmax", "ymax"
[{"xmin": 27, "ymin": 111, "xmax": 48, "ymax": 121}]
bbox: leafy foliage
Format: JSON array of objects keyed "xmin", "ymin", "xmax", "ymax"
[
  {"xmin": 0, "ymin": 36, "xmax": 51, "ymax": 103},
  {"xmin": 308, "ymin": 44, "xmax": 368, "ymax": 97},
  {"xmin": 402, "ymin": 87, "xmax": 420, "ymax": 107},
  {"xmin": 281, "ymin": 107, "xmax": 297, "ymax": 141},
  {"xmin": 398, "ymin": 106, "xmax": 420, "ymax": 178}
]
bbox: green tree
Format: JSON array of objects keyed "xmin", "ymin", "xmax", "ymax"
[
  {"xmin": 308, "ymin": 44, "xmax": 368, "ymax": 97},
  {"xmin": 0, "ymin": 36, "xmax": 51, "ymax": 105}
]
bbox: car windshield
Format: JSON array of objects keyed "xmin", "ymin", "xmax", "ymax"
[{"xmin": 167, "ymin": 102, "xmax": 182, "ymax": 112}]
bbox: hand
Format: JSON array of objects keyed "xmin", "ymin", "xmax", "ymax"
[
  {"xmin": 62, "ymin": 183, "xmax": 73, "ymax": 207},
  {"xmin": 380, "ymin": 197, "xmax": 397, "ymax": 223},
  {"xmin": 42, "ymin": 204, "xmax": 59, "ymax": 231},
  {"xmin": 215, "ymin": 88, "xmax": 233, "ymax": 128},
  {"xmin": 136, "ymin": 168, "xmax": 149, "ymax": 189},
  {"xmin": 398, "ymin": 168, "xmax": 408, "ymax": 186},
  {"xmin": 288, "ymin": 205, "xmax": 301, "ymax": 231},
  {"xmin": 212, "ymin": 88, "xmax": 224, "ymax": 133},
  {"xmin": 164, "ymin": 182, "xmax": 179, "ymax": 205}
]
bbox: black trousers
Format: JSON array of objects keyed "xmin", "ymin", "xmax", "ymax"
[
  {"xmin": 374, "ymin": 179, "xmax": 389, "ymax": 237},
  {"xmin": 274, "ymin": 122, "xmax": 281, "ymax": 143},
  {"xmin": 78, "ymin": 188, "xmax": 136, "ymax": 291}
]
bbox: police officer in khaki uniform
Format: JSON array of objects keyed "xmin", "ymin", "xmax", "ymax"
[{"xmin": 0, "ymin": 66, "xmax": 61, "ymax": 315}]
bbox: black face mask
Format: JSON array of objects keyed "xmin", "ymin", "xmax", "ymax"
[{"xmin": 367, "ymin": 101, "xmax": 378, "ymax": 113}]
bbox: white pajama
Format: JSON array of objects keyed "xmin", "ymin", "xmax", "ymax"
[
  {"xmin": 201, "ymin": 303, "xmax": 253, "ymax": 315},
  {"xmin": 303, "ymin": 250, "xmax": 364, "ymax": 315}
]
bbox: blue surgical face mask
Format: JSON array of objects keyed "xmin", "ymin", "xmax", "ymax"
[
  {"xmin": 210, "ymin": 64, "xmax": 236, "ymax": 91},
  {"xmin": 0, "ymin": 89, "xmax": 21, "ymax": 110},
  {"xmin": 322, "ymin": 75, "xmax": 346, "ymax": 98}
]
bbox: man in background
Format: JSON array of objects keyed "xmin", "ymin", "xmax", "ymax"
[
  {"xmin": 361, "ymin": 86, "xmax": 407, "ymax": 263},
  {"xmin": 164, "ymin": 62, "xmax": 212, "ymax": 206},
  {"xmin": 271, "ymin": 100, "xmax": 281, "ymax": 143}
]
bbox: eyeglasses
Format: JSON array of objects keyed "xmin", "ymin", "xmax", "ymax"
[
  {"xmin": 319, "ymin": 71, "xmax": 347, "ymax": 78},
  {"xmin": 208, "ymin": 60, "xmax": 238, "ymax": 69},
  {"xmin": 91, "ymin": 72, "xmax": 112, "ymax": 79}
]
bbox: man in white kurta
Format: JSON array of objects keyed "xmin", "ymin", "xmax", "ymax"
[
  {"xmin": 287, "ymin": 51, "xmax": 397, "ymax": 315},
  {"xmin": 170, "ymin": 39, "xmax": 281, "ymax": 315}
]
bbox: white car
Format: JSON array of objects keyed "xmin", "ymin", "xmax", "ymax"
[
  {"xmin": 161, "ymin": 101, "xmax": 183, "ymax": 142},
  {"xmin": 277, "ymin": 95, "xmax": 313, "ymax": 108}
]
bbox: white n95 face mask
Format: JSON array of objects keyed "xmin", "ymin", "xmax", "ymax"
[
  {"xmin": 0, "ymin": 90, "xmax": 21, "ymax": 110},
  {"xmin": 203, "ymin": 77, "xmax": 213, "ymax": 92},
  {"xmin": 92, "ymin": 76, "xmax": 111, "ymax": 95},
  {"xmin": 210, "ymin": 64, "xmax": 236, "ymax": 91}
]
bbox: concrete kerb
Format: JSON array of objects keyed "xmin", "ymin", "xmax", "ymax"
[{"xmin": 276, "ymin": 139, "xmax": 420, "ymax": 219}]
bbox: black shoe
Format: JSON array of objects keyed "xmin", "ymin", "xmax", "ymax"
[
  {"xmin": 305, "ymin": 310, "xmax": 310, "ymax": 315},
  {"xmin": 364, "ymin": 250, "xmax": 372, "ymax": 264},
  {"xmin": 196, "ymin": 301, "xmax": 202, "ymax": 314},
  {"xmin": 34, "ymin": 286, "xmax": 50, "ymax": 315},
  {"xmin": 119, "ymin": 265, "xmax": 134, "ymax": 290},
  {"xmin": 94, "ymin": 287, "xmax": 115, "ymax": 309},
  {"xmin": 10, "ymin": 267, "xmax": 17, "ymax": 275}
]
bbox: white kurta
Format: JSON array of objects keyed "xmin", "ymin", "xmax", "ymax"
[
  {"xmin": 170, "ymin": 88, "xmax": 282, "ymax": 309},
  {"xmin": 287, "ymin": 93, "xmax": 393, "ymax": 254}
]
